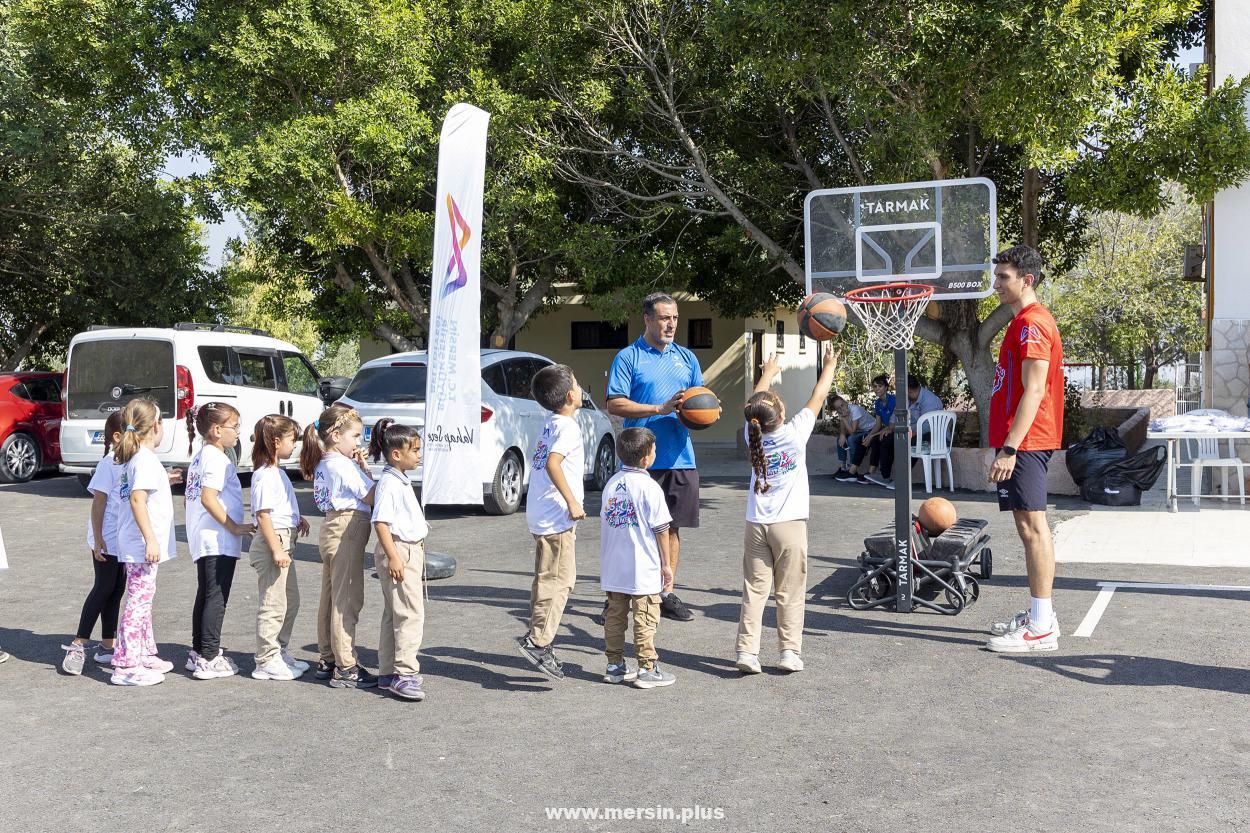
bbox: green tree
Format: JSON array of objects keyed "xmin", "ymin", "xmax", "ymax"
[
  {"xmin": 1051, "ymin": 192, "xmax": 1203, "ymax": 389},
  {"xmin": 0, "ymin": 14, "xmax": 219, "ymax": 370},
  {"xmin": 547, "ymin": 0, "xmax": 1250, "ymax": 441}
]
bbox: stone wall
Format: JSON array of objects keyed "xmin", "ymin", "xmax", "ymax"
[
  {"xmin": 1080, "ymin": 389, "xmax": 1176, "ymax": 422},
  {"xmin": 1209, "ymin": 319, "xmax": 1250, "ymax": 417}
]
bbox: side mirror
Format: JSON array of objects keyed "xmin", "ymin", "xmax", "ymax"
[{"xmin": 318, "ymin": 376, "xmax": 352, "ymax": 406}]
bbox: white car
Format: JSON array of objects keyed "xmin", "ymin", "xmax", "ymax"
[
  {"xmin": 338, "ymin": 349, "xmax": 617, "ymax": 514},
  {"xmin": 60, "ymin": 324, "xmax": 325, "ymax": 479}
]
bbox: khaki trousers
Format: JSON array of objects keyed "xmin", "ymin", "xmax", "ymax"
[
  {"xmin": 377, "ymin": 539, "xmax": 426, "ymax": 677},
  {"xmin": 317, "ymin": 509, "xmax": 371, "ymax": 667},
  {"xmin": 604, "ymin": 592, "xmax": 660, "ymax": 669},
  {"xmin": 737, "ymin": 520, "xmax": 808, "ymax": 655},
  {"xmin": 528, "ymin": 527, "xmax": 576, "ymax": 647},
  {"xmin": 249, "ymin": 527, "xmax": 300, "ymax": 663}
]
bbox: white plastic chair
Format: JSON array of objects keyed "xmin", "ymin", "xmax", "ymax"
[
  {"xmin": 911, "ymin": 410, "xmax": 957, "ymax": 494},
  {"xmin": 1185, "ymin": 437, "xmax": 1245, "ymax": 506}
]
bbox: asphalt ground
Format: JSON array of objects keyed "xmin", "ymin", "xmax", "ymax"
[{"xmin": 1, "ymin": 470, "xmax": 1248, "ymax": 832}]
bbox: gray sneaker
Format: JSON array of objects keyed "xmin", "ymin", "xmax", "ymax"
[
  {"xmin": 390, "ymin": 674, "xmax": 426, "ymax": 701},
  {"xmin": 517, "ymin": 636, "xmax": 565, "ymax": 680},
  {"xmin": 633, "ymin": 664, "xmax": 676, "ymax": 689},
  {"xmin": 61, "ymin": 643, "xmax": 86, "ymax": 676},
  {"xmin": 603, "ymin": 662, "xmax": 638, "ymax": 683}
]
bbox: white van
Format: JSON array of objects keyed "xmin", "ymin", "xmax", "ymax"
[{"xmin": 60, "ymin": 324, "xmax": 325, "ymax": 478}]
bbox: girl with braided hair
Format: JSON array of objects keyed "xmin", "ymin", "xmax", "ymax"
[
  {"xmin": 301, "ymin": 404, "xmax": 378, "ymax": 688},
  {"xmin": 735, "ymin": 348, "xmax": 838, "ymax": 676}
]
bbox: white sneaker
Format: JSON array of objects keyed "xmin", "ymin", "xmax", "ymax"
[
  {"xmin": 866, "ymin": 473, "xmax": 891, "ymax": 488},
  {"xmin": 221, "ymin": 653, "xmax": 240, "ymax": 673},
  {"xmin": 990, "ymin": 611, "xmax": 1061, "ymax": 638},
  {"xmin": 94, "ymin": 649, "xmax": 115, "ymax": 665},
  {"xmin": 110, "ymin": 668, "xmax": 165, "ymax": 686},
  {"xmin": 252, "ymin": 656, "xmax": 296, "ymax": 681},
  {"xmin": 986, "ymin": 619, "xmax": 1058, "ymax": 653},
  {"xmin": 777, "ymin": 650, "xmax": 805, "ymax": 673},
  {"xmin": 193, "ymin": 654, "xmax": 237, "ymax": 680},
  {"xmin": 61, "ymin": 644, "xmax": 86, "ymax": 676},
  {"xmin": 281, "ymin": 650, "xmax": 310, "ymax": 674},
  {"xmin": 184, "ymin": 651, "xmax": 201, "ymax": 672},
  {"xmin": 735, "ymin": 652, "xmax": 762, "ymax": 674}
]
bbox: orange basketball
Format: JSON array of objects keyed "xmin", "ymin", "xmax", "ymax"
[
  {"xmin": 798, "ymin": 293, "xmax": 847, "ymax": 341},
  {"xmin": 677, "ymin": 386, "xmax": 721, "ymax": 430},
  {"xmin": 918, "ymin": 497, "xmax": 957, "ymax": 536}
]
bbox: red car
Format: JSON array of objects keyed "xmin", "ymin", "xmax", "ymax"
[{"xmin": 0, "ymin": 371, "xmax": 63, "ymax": 482}]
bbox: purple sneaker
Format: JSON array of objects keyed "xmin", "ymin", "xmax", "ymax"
[{"xmin": 390, "ymin": 675, "xmax": 426, "ymax": 701}]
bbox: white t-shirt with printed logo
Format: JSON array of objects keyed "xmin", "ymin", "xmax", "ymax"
[
  {"xmin": 85, "ymin": 452, "xmax": 124, "ymax": 555},
  {"xmin": 745, "ymin": 408, "xmax": 815, "ymax": 525},
  {"xmin": 599, "ymin": 467, "xmax": 672, "ymax": 595},
  {"xmin": 250, "ymin": 465, "xmax": 301, "ymax": 531},
  {"xmin": 313, "ymin": 452, "xmax": 374, "ymax": 513},
  {"xmin": 185, "ymin": 444, "xmax": 245, "ymax": 560},
  {"xmin": 526, "ymin": 414, "xmax": 585, "ymax": 536},
  {"xmin": 117, "ymin": 446, "xmax": 177, "ymax": 563},
  {"xmin": 372, "ymin": 467, "xmax": 430, "ymax": 545}
]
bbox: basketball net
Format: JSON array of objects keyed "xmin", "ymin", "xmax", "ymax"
[{"xmin": 841, "ymin": 283, "xmax": 935, "ymax": 351}]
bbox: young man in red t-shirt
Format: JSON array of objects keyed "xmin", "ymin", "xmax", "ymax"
[{"xmin": 985, "ymin": 245, "xmax": 1065, "ymax": 653}]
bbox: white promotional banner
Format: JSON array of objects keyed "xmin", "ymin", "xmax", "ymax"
[{"xmin": 423, "ymin": 103, "xmax": 490, "ymax": 506}]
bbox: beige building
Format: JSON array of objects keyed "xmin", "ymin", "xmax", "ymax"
[{"xmin": 514, "ymin": 292, "xmax": 821, "ymax": 445}]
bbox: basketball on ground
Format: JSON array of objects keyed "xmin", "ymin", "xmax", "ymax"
[
  {"xmin": 677, "ymin": 386, "xmax": 721, "ymax": 430},
  {"xmin": 918, "ymin": 497, "xmax": 957, "ymax": 535},
  {"xmin": 798, "ymin": 293, "xmax": 847, "ymax": 341}
]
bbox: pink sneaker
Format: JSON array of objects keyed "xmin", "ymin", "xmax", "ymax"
[{"xmin": 142, "ymin": 656, "xmax": 174, "ymax": 674}]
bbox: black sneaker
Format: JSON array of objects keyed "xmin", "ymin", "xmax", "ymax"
[
  {"xmin": 314, "ymin": 659, "xmax": 334, "ymax": 680},
  {"xmin": 660, "ymin": 593, "xmax": 694, "ymax": 621},
  {"xmin": 853, "ymin": 474, "xmax": 870, "ymax": 485},
  {"xmin": 833, "ymin": 469, "xmax": 856, "ymax": 482},
  {"xmin": 329, "ymin": 664, "xmax": 379, "ymax": 689},
  {"xmin": 517, "ymin": 636, "xmax": 565, "ymax": 680}
]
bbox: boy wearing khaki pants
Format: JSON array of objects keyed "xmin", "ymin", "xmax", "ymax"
[{"xmin": 518, "ymin": 364, "xmax": 586, "ymax": 680}]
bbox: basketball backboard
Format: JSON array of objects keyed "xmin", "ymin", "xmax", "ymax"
[{"xmin": 804, "ymin": 177, "xmax": 997, "ymax": 300}]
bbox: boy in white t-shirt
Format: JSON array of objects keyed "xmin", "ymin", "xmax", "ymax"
[
  {"xmin": 600, "ymin": 427, "xmax": 675, "ymax": 689},
  {"xmin": 518, "ymin": 364, "xmax": 586, "ymax": 681}
]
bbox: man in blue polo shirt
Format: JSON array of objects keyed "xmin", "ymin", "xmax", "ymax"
[{"xmin": 606, "ymin": 292, "xmax": 704, "ymax": 622}]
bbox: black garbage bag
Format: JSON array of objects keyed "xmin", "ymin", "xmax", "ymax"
[
  {"xmin": 1065, "ymin": 427, "xmax": 1127, "ymax": 485},
  {"xmin": 1079, "ymin": 446, "xmax": 1167, "ymax": 507}
]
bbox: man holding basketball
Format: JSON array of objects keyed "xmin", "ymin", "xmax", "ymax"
[
  {"xmin": 606, "ymin": 293, "xmax": 705, "ymax": 622},
  {"xmin": 985, "ymin": 246, "xmax": 1065, "ymax": 653}
]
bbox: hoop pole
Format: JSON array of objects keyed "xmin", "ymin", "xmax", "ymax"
[{"xmin": 893, "ymin": 347, "xmax": 913, "ymax": 612}]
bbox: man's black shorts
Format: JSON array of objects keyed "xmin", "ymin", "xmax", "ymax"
[
  {"xmin": 996, "ymin": 449, "xmax": 1053, "ymax": 512},
  {"xmin": 650, "ymin": 468, "xmax": 700, "ymax": 528}
]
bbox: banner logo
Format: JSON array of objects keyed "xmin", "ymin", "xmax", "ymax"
[{"xmin": 444, "ymin": 193, "xmax": 471, "ymax": 291}]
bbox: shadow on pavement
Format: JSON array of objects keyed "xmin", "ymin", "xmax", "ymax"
[{"xmin": 1007, "ymin": 654, "xmax": 1250, "ymax": 694}]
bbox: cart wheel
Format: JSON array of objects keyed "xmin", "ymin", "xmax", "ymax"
[
  {"xmin": 942, "ymin": 584, "xmax": 967, "ymax": 613},
  {"xmin": 848, "ymin": 573, "xmax": 892, "ymax": 610},
  {"xmin": 961, "ymin": 575, "xmax": 981, "ymax": 606},
  {"xmin": 978, "ymin": 548, "xmax": 993, "ymax": 580}
]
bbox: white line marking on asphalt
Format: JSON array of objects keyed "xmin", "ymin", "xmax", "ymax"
[{"xmin": 1074, "ymin": 581, "xmax": 1250, "ymax": 638}]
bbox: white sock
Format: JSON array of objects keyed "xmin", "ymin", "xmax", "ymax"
[{"xmin": 1030, "ymin": 596, "xmax": 1053, "ymax": 628}]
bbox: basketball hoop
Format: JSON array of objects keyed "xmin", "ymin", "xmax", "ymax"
[{"xmin": 842, "ymin": 282, "xmax": 934, "ymax": 350}]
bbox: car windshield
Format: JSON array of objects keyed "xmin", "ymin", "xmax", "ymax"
[
  {"xmin": 67, "ymin": 339, "xmax": 175, "ymax": 419},
  {"xmin": 344, "ymin": 364, "xmax": 428, "ymax": 404}
]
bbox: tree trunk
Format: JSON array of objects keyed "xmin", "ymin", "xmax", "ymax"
[
  {"xmin": 1022, "ymin": 167, "xmax": 1041, "ymax": 248},
  {"xmin": 1143, "ymin": 363, "xmax": 1158, "ymax": 389},
  {"xmin": 0, "ymin": 322, "xmax": 51, "ymax": 372},
  {"xmin": 1096, "ymin": 365, "xmax": 1106, "ymax": 389}
]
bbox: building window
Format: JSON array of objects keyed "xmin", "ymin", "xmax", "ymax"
[
  {"xmin": 688, "ymin": 318, "xmax": 713, "ymax": 350},
  {"xmin": 775, "ymin": 319, "xmax": 785, "ymax": 352},
  {"xmin": 571, "ymin": 321, "xmax": 629, "ymax": 350}
]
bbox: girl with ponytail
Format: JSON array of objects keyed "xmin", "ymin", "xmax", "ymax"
[
  {"xmin": 303, "ymin": 405, "xmax": 378, "ymax": 688},
  {"xmin": 734, "ymin": 348, "xmax": 839, "ymax": 677}
]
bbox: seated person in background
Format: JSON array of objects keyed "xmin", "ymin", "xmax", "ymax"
[
  {"xmin": 864, "ymin": 375, "xmax": 897, "ymax": 488},
  {"xmin": 907, "ymin": 375, "xmax": 944, "ymax": 443},
  {"xmin": 830, "ymin": 394, "xmax": 877, "ymax": 484}
]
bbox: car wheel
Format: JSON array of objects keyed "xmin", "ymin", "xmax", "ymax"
[
  {"xmin": 484, "ymin": 449, "xmax": 524, "ymax": 515},
  {"xmin": 0, "ymin": 432, "xmax": 41, "ymax": 483},
  {"xmin": 589, "ymin": 435, "xmax": 616, "ymax": 491}
]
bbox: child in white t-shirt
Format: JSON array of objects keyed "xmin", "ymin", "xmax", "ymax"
[
  {"xmin": 301, "ymin": 404, "xmax": 377, "ymax": 689},
  {"xmin": 599, "ymin": 427, "xmax": 675, "ymax": 689},
  {"xmin": 248, "ymin": 414, "xmax": 310, "ymax": 681},
  {"xmin": 368, "ymin": 418, "xmax": 430, "ymax": 702},
  {"xmin": 517, "ymin": 364, "xmax": 586, "ymax": 681},
  {"xmin": 735, "ymin": 349, "xmax": 838, "ymax": 675},
  {"xmin": 111, "ymin": 398, "xmax": 179, "ymax": 687},
  {"xmin": 184, "ymin": 402, "xmax": 252, "ymax": 680}
]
